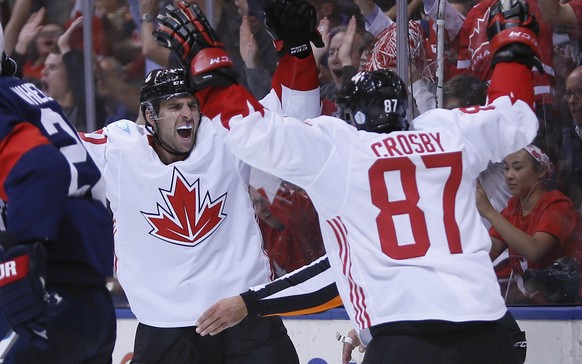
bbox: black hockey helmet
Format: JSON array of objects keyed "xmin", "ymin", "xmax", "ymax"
[
  {"xmin": 140, "ymin": 68, "xmax": 190, "ymax": 103},
  {"xmin": 336, "ymin": 69, "xmax": 408, "ymax": 133},
  {"xmin": 140, "ymin": 68, "xmax": 192, "ymax": 118},
  {"xmin": 139, "ymin": 68, "xmax": 198, "ymax": 157}
]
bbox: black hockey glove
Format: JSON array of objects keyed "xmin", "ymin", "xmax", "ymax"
[
  {"xmin": 0, "ymin": 234, "xmax": 63, "ymax": 349},
  {"xmin": 0, "ymin": 52, "xmax": 17, "ymax": 77},
  {"xmin": 153, "ymin": 1, "xmax": 238, "ymax": 91},
  {"xmin": 263, "ymin": 0, "xmax": 324, "ymax": 59},
  {"xmin": 487, "ymin": 0, "xmax": 543, "ymax": 73}
]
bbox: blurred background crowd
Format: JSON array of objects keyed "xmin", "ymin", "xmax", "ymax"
[{"xmin": 1, "ymin": 0, "xmax": 582, "ymax": 307}]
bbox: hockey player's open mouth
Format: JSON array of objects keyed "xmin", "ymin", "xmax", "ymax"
[{"xmin": 177, "ymin": 124, "xmax": 193, "ymax": 138}]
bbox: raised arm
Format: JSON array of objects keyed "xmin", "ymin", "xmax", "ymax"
[
  {"xmin": 152, "ymin": 0, "xmax": 322, "ymax": 122},
  {"xmin": 538, "ymin": 0, "xmax": 579, "ymax": 29},
  {"xmin": 486, "ymin": 0, "xmax": 542, "ymax": 109},
  {"xmin": 476, "ymin": 181, "xmax": 558, "ymax": 262}
]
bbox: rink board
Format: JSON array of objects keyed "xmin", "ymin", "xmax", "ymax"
[{"xmin": 112, "ymin": 307, "xmax": 582, "ymax": 364}]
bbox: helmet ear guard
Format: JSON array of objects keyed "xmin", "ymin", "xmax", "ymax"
[{"xmin": 336, "ymin": 69, "xmax": 409, "ymax": 133}]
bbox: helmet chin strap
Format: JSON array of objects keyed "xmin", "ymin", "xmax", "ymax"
[
  {"xmin": 144, "ymin": 103, "xmax": 203, "ymax": 159},
  {"xmin": 146, "ymin": 118, "xmax": 191, "ymax": 158}
]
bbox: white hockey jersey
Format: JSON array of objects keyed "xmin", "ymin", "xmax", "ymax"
[
  {"xmin": 201, "ymin": 62, "xmax": 539, "ymax": 332},
  {"xmin": 80, "ymin": 119, "xmax": 272, "ymax": 327}
]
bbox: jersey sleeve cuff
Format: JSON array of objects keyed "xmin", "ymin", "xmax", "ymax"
[{"xmin": 240, "ymin": 289, "xmax": 261, "ymax": 316}]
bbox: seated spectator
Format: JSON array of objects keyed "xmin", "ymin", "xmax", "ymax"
[{"xmin": 477, "ymin": 144, "xmax": 582, "ymax": 304}]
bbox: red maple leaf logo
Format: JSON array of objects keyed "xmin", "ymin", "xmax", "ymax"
[
  {"xmin": 142, "ymin": 168, "xmax": 227, "ymax": 247},
  {"xmin": 466, "ymin": 8, "xmax": 491, "ymax": 78}
]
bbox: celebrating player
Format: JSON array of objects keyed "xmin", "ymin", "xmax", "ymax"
[
  {"xmin": 0, "ymin": 22, "xmax": 116, "ymax": 363},
  {"xmin": 154, "ymin": 0, "xmax": 541, "ymax": 363},
  {"xmin": 78, "ymin": 67, "xmax": 299, "ymax": 362}
]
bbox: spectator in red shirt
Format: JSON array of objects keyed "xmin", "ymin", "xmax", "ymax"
[{"xmin": 477, "ymin": 144, "xmax": 582, "ymax": 304}]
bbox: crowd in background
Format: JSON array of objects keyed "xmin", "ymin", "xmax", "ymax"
[{"xmin": 1, "ymin": 0, "xmax": 582, "ymax": 307}]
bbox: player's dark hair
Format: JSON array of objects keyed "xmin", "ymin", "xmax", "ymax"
[{"xmin": 443, "ymin": 74, "xmax": 489, "ymax": 108}]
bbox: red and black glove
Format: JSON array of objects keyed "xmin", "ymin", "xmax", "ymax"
[
  {"xmin": 153, "ymin": 1, "xmax": 238, "ymax": 91},
  {"xmin": 487, "ymin": 0, "xmax": 543, "ymax": 73},
  {"xmin": 264, "ymin": 0, "xmax": 324, "ymax": 59},
  {"xmin": 0, "ymin": 233, "xmax": 63, "ymax": 349}
]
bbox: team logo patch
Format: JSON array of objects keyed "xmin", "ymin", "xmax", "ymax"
[
  {"xmin": 142, "ymin": 168, "xmax": 227, "ymax": 247},
  {"xmin": 114, "ymin": 120, "xmax": 130, "ymax": 134}
]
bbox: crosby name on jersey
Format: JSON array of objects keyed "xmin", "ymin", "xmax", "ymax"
[{"xmin": 370, "ymin": 131, "xmax": 445, "ymax": 157}]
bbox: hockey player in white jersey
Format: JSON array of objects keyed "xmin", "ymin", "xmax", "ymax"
[
  {"xmin": 78, "ymin": 69, "xmax": 299, "ymax": 362},
  {"xmin": 154, "ymin": 0, "xmax": 541, "ymax": 362}
]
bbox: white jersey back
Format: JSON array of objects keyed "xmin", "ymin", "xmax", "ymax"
[
  {"xmin": 81, "ymin": 119, "xmax": 271, "ymax": 327},
  {"xmin": 213, "ymin": 94, "xmax": 538, "ymax": 330}
]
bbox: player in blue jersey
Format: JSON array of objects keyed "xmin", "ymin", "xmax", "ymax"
[{"xmin": 0, "ymin": 22, "xmax": 116, "ymax": 363}]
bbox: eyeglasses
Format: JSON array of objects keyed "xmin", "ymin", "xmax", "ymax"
[{"xmin": 564, "ymin": 88, "xmax": 582, "ymax": 100}]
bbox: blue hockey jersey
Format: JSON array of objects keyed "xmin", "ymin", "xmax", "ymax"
[{"xmin": 0, "ymin": 75, "xmax": 113, "ymax": 284}]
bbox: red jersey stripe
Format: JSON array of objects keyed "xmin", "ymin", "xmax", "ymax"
[{"xmin": 0, "ymin": 123, "xmax": 51, "ymax": 200}]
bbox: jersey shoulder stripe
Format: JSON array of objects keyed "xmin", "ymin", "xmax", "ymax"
[{"xmin": 0, "ymin": 123, "xmax": 51, "ymax": 199}]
